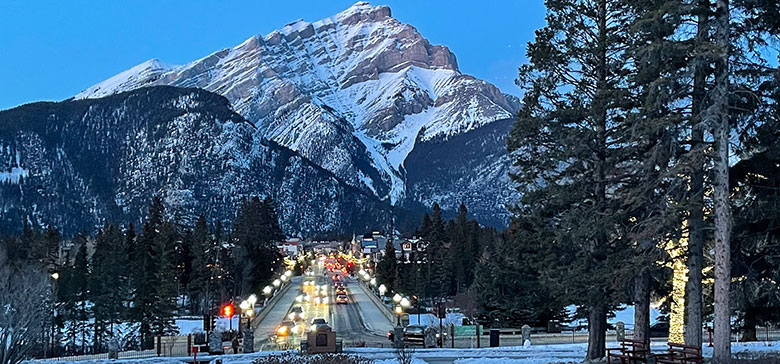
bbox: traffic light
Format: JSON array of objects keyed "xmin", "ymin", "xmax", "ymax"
[{"xmin": 222, "ymin": 304, "xmax": 234, "ymax": 318}]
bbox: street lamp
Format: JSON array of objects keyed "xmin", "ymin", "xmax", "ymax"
[
  {"xmin": 370, "ymin": 277, "xmax": 376, "ymax": 286},
  {"xmin": 393, "ymin": 293, "xmax": 402, "ymax": 304},
  {"xmin": 240, "ymin": 300, "xmax": 253, "ymax": 330},
  {"xmin": 281, "ymin": 274, "xmax": 289, "ymax": 282},
  {"xmin": 51, "ymin": 272, "xmax": 59, "ymax": 280},
  {"xmin": 263, "ymin": 286, "xmax": 273, "ymax": 296},
  {"xmin": 273, "ymin": 279, "xmax": 281, "ymax": 287},
  {"xmin": 379, "ymin": 284, "xmax": 387, "ymax": 296},
  {"xmin": 400, "ymin": 297, "xmax": 410, "ymax": 309},
  {"xmin": 248, "ymin": 294, "xmax": 258, "ymax": 306},
  {"xmin": 395, "ymin": 305, "xmax": 403, "ymax": 326}
]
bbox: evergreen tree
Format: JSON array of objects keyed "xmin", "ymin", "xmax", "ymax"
[
  {"xmin": 510, "ymin": 0, "xmax": 638, "ymax": 358},
  {"xmin": 70, "ymin": 243, "xmax": 90, "ymax": 353},
  {"xmin": 376, "ymin": 238, "xmax": 398, "ymax": 291},
  {"xmin": 89, "ymin": 223, "xmax": 130, "ymax": 349},
  {"xmin": 149, "ymin": 220, "xmax": 179, "ymax": 337},
  {"xmin": 189, "ymin": 215, "xmax": 211, "ymax": 314},
  {"xmin": 233, "ymin": 196, "xmax": 284, "ymax": 296},
  {"xmin": 473, "ymin": 223, "xmax": 565, "ymax": 327},
  {"xmin": 131, "ymin": 196, "xmax": 167, "ymax": 349}
]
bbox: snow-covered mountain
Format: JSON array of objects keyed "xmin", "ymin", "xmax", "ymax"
[
  {"xmin": 0, "ymin": 87, "xmax": 389, "ymax": 235},
  {"xmin": 75, "ymin": 2, "xmax": 519, "ymax": 225}
]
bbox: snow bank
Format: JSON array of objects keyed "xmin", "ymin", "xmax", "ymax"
[{"xmin": 408, "ymin": 312, "xmax": 466, "ymax": 327}]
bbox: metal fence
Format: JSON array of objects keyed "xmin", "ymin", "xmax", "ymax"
[{"xmin": 42, "ymin": 335, "xmax": 200, "ymax": 361}]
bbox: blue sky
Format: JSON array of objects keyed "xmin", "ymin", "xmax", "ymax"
[{"xmin": 0, "ymin": 0, "xmax": 546, "ymax": 110}]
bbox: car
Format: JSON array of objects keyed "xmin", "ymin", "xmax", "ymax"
[
  {"xmin": 336, "ymin": 294, "xmax": 348, "ymax": 304},
  {"xmin": 335, "ymin": 287, "xmax": 347, "ymax": 295},
  {"xmin": 311, "ymin": 318, "xmax": 328, "ymax": 325},
  {"xmin": 288, "ymin": 306, "xmax": 306, "ymax": 322},
  {"xmin": 403, "ymin": 325, "xmax": 438, "ymax": 348},
  {"xmin": 277, "ymin": 320, "xmax": 296, "ymax": 336}
]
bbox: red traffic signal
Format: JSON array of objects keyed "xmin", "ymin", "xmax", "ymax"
[{"xmin": 222, "ymin": 304, "xmax": 234, "ymax": 318}]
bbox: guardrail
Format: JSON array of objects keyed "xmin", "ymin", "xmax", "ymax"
[{"xmin": 251, "ymin": 278, "xmax": 295, "ymax": 328}]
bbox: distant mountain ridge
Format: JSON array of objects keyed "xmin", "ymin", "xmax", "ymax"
[
  {"xmin": 73, "ymin": 1, "xmax": 518, "ymax": 226},
  {"xmin": 0, "ymin": 86, "xmax": 389, "ymax": 235}
]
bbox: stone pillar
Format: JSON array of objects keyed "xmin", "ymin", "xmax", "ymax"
[
  {"xmin": 108, "ymin": 338, "xmax": 119, "ymax": 359},
  {"xmin": 393, "ymin": 327, "xmax": 404, "ymax": 348},
  {"xmin": 522, "ymin": 324, "xmax": 531, "ymax": 346},
  {"xmin": 209, "ymin": 330, "xmax": 223, "ymax": 354},
  {"xmin": 243, "ymin": 330, "xmax": 254, "ymax": 353},
  {"xmin": 616, "ymin": 321, "xmax": 626, "ymax": 341}
]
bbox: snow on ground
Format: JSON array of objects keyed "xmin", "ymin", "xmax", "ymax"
[
  {"xmin": 564, "ymin": 305, "xmax": 663, "ymax": 330},
  {"xmin": 28, "ymin": 342, "xmax": 780, "ymax": 364},
  {"xmin": 408, "ymin": 313, "xmax": 466, "ymax": 327}
]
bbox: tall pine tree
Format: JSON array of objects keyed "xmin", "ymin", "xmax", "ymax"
[{"xmin": 510, "ymin": 0, "xmax": 639, "ymax": 358}]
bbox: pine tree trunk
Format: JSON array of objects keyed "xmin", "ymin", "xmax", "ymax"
[
  {"xmin": 587, "ymin": 304, "xmax": 607, "ymax": 360},
  {"xmin": 684, "ymin": 0, "xmax": 709, "ymax": 347},
  {"xmin": 741, "ymin": 309, "xmax": 758, "ymax": 342},
  {"xmin": 634, "ymin": 268, "xmax": 651, "ymax": 345},
  {"xmin": 711, "ymin": 1, "xmax": 732, "ymax": 362}
]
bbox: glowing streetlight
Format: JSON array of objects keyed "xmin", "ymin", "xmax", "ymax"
[
  {"xmin": 239, "ymin": 300, "xmax": 250, "ymax": 311},
  {"xmin": 400, "ymin": 297, "xmax": 410, "ymax": 308},
  {"xmin": 393, "ymin": 293, "xmax": 402, "ymax": 304},
  {"xmin": 273, "ymin": 279, "xmax": 281, "ymax": 287},
  {"xmin": 394, "ymin": 305, "xmax": 404, "ymax": 326},
  {"xmin": 248, "ymin": 294, "xmax": 258, "ymax": 306},
  {"xmin": 263, "ymin": 286, "xmax": 273, "ymax": 295},
  {"xmin": 281, "ymin": 274, "xmax": 289, "ymax": 282},
  {"xmin": 51, "ymin": 272, "xmax": 59, "ymax": 280},
  {"xmin": 379, "ymin": 284, "xmax": 387, "ymax": 296},
  {"xmin": 370, "ymin": 277, "xmax": 376, "ymax": 286},
  {"xmin": 284, "ymin": 270, "xmax": 292, "ymax": 277}
]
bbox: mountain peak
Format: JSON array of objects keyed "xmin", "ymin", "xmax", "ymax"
[
  {"xmin": 76, "ymin": 58, "xmax": 171, "ymax": 99},
  {"xmin": 73, "ymin": 2, "xmax": 518, "ymax": 221},
  {"xmin": 334, "ymin": 1, "xmax": 392, "ymax": 22}
]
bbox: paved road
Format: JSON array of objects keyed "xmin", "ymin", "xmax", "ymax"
[
  {"xmin": 252, "ymin": 256, "xmax": 396, "ymax": 350},
  {"xmin": 253, "ymin": 276, "xmax": 300, "ymax": 349},
  {"xmin": 350, "ymin": 280, "xmax": 394, "ymax": 334}
]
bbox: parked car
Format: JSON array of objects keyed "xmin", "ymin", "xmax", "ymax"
[
  {"xmin": 311, "ymin": 318, "xmax": 328, "ymax": 325},
  {"xmin": 402, "ymin": 325, "xmax": 438, "ymax": 348}
]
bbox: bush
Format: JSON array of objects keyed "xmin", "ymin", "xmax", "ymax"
[{"xmin": 252, "ymin": 353, "xmax": 373, "ymax": 364}]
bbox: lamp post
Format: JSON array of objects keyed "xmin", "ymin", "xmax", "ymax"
[
  {"xmin": 239, "ymin": 300, "xmax": 251, "ymax": 329},
  {"xmin": 379, "ymin": 284, "xmax": 387, "ymax": 298},
  {"xmin": 395, "ymin": 305, "xmax": 403, "ymax": 326}
]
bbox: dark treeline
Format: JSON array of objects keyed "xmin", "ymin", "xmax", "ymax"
[
  {"xmin": 503, "ymin": 0, "xmax": 779, "ymax": 362},
  {"xmin": 377, "ymin": 2, "xmax": 780, "ymax": 363},
  {"xmin": 0, "ymin": 195, "xmax": 284, "ymax": 354}
]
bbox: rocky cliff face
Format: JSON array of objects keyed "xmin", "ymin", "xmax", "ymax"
[
  {"xmin": 74, "ymin": 2, "xmax": 519, "ymax": 226},
  {"xmin": 0, "ymin": 87, "xmax": 389, "ymax": 235}
]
